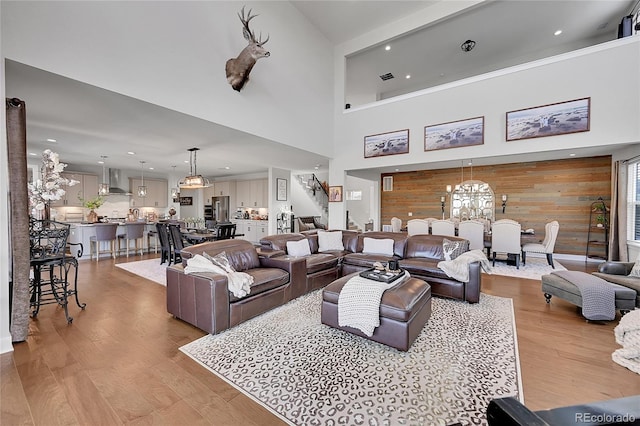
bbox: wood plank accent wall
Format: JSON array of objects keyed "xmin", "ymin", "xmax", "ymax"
[{"xmin": 381, "ymin": 156, "xmax": 612, "ymax": 256}]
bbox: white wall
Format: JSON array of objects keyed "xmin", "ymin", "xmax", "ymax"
[
  {"xmin": 1, "ymin": 1, "xmax": 335, "ymax": 157},
  {"xmin": 329, "ymin": 38, "xmax": 640, "ymax": 228}
]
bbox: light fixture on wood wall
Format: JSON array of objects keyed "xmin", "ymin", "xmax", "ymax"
[
  {"xmin": 138, "ymin": 161, "xmax": 147, "ymax": 198},
  {"xmin": 98, "ymin": 155, "xmax": 109, "ymax": 196},
  {"xmin": 502, "ymin": 194, "xmax": 508, "ymax": 213}
]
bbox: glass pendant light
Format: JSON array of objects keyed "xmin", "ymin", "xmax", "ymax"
[
  {"xmin": 179, "ymin": 147, "xmax": 211, "ymax": 188},
  {"xmin": 138, "ymin": 160, "xmax": 147, "ymax": 197},
  {"xmin": 98, "ymin": 155, "xmax": 110, "ymax": 196},
  {"xmin": 170, "ymin": 165, "xmax": 179, "ymax": 199}
]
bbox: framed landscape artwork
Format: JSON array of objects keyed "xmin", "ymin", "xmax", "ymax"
[
  {"xmin": 364, "ymin": 129, "xmax": 409, "ymax": 158},
  {"xmin": 424, "ymin": 116, "xmax": 484, "ymax": 151},
  {"xmin": 506, "ymin": 97, "xmax": 590, "ymax": 141},
  {"xmin": 329, "ymin": 186, "xmax": 343, "ymax": 202}
]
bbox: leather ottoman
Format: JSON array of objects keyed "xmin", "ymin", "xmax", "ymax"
[{"xmin": 321, "ymin": 272, "xmax": 432, "ymax": 351}]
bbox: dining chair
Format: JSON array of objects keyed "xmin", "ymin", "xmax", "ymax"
[
  {"xmin": 458, "ymin": 220, "xmax": 485, "ymax": 251},
  {"xmin": 215, "ymin": 223, "xmax": 237, "ymax": 240},
  {"xmin": 117, "ymin": 222, "xmax": 146, "ymax": 257},
  {"xmin": 168, "ymin": 224, "xmax": 187, "ymax": 265},
  {"xmin": 491, "ymin": 219, "xmax": 522, "ymax": 269},
  {"xmin": 390, "ymin": 217, "xmax": 402, "ymax": 233},
  {"xmin": 430, "ymin": 219, "xmax": 455, "ymax": 237},
  {"xmin": 406, "ymin": 219, "xmax": 430, "ymax": 236},
  {"xmin": 89, "ymin": 223, "xmax": 119, "ymax": 261},
  {"xmin": 522, "ymin": 220, "xmax": 560, "ymax": 268},
  {"xmin": 155, "ymin": 222, "xmax": 172, "ymax": 265}
]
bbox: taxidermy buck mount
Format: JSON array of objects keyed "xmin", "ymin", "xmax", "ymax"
[{"xmin": 225, "ymin": 6, "xmax": 270, "ymax": 92}]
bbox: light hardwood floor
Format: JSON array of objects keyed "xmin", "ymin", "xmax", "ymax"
[{"xmin": 2, "ymin": 256, "xmax": 639, "ymax": 425}]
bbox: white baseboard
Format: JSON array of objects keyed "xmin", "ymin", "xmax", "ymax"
[
  {"xmin": 525, "ymin": 252, "xmax": 603, "ymax": 264},
  {"xmin": 0, "ymin": 336, "xmax": 15, "ymax": 354}
]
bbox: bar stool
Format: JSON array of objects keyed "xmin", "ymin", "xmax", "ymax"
[
  {"xmin": 117, "ymin": 222, "xmax": 145, "ymax": 257},
  {"xmin": 146, "ymin": 228, "xmax": 159, "ymax": 254},
  {"xmin": 90, "ymin": 223, "xmax": 119, "ymax": 261}
]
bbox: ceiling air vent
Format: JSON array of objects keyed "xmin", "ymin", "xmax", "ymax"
[
  {"xmin": 379, "ymin": 73, "xmax": 394, "ymax": 81},
  {"xmin": 382, "ymin": 176, "xmax": 393, "ymax": 192}
]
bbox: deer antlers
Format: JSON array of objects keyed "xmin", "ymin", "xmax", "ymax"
[{"xmin": 239, "ymin": 6, "xmax": 269, "ymax": 46}]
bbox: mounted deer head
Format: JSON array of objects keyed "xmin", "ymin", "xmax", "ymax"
[{"xmin": 225, "ymin": 6, "xmax": 270, "ymax": 92}]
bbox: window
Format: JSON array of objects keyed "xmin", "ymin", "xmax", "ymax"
[{"xmin": 628, "ymin": 161, "xmax": 640, "ymax": 241}]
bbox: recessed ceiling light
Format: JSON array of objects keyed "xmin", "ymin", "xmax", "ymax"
[
  {"xmin": 184, "ymin": 160, "xmax": 189, "ymax": 163},
  {"xmin": 29, "ymin": 152, "xmax": 37, "ymax": 156},
  {"xmin": 405, "ymin": 74, "xmax": 411, "ymax": 79},
  {"xmin": 385, "ymin": 45, "xmax": 391, "ymax": 51},
  {"xmin": 554, "ymin": 30, "xmax": 562, "ymax": 36},
  {"xmin": 395, "ymin": 168, "xmax": 399, "ymax": 172},
  {"xmin": 569, "ymin": 153, "xmax": 576, "ymax": 157},
  {"xmin": 127, "ymin": 151, "xmax": 135, "ymax": 155},
  {"xmin": 46, "ymin": 138, "xmax": 57, "ymax": 143},
  {"xmin": 98, "ymin": 160, "xmax": 104, "ymax": 164},
  {"xmin": 149, "ymin": 167, "xmax": 154, "ymax": 170}
]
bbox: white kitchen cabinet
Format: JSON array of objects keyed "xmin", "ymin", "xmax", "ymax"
[
  {"xmin": 236, "ymin": 179, "xmax": 267, "ymax": 208},
  {"xmin": 51, "ymin": 172, "xmax": 99, "ymax": 207},
  {"xmin": 130, "ymin": 178, "xmax": 168, "ymax": 208},
  {"xmin": 255, "ymin": 221, "xmax": 268, "ymax": 242},
  {"xmin": 214, "ymin": 181, "xmax": 233, "ymax": 197},
  {"xmin": 236, "ymin": 181, "xmax": 251, "ymax": 207}
]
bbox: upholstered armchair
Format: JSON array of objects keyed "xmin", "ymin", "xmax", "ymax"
[
  {"xmin": 430, "ymin": 219, "xmax": 455, "ymax": 237},
  {"xmin": 296, "ymin": 216, "xmax": 326, "ymax": 232},
  {"xmin": 406, "ymin": 219, "xmax": 430, "ymax": 236},
  {"xmin": 491, "ymin": 219, "xmax": 522, "ymax": 269},
  {"xmin": 458, "ymin": 220, "xmax": 485, "ymax": 251},
  {"xmin": 390, "ymin": 217, "xmax": 402, "ymax": 232},
  {"xmin": 521, "ymin": 220, "xmax": 559, "ymax": 268}
]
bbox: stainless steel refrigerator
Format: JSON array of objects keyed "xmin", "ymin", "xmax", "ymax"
[{"xmin": 212, "ymin": 196, "xmax": 230, "ymax": 222}]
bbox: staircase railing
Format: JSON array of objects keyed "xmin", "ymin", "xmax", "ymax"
[{"xmin": 299, "ymin": 173, "xmax": 328, "ymax": 213}]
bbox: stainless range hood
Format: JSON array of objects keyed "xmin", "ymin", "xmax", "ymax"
[{"xmin": 107, "ymin": 168, "xmax": 132, "ymax": 195}]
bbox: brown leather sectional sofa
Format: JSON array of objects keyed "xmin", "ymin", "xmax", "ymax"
[
  {"xmin": 166, "ymin": 231, "xmax": 482, "ymax": 335},
  {"xmin": 166, "ymin": 239, "xmax": 307, "ymax": 335},
  {"xmin": 261, "ymin": 231, "xmax": 481, "ymax": 303}
]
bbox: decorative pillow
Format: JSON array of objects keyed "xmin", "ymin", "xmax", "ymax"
[
  {"xmin": 629, "ymin": 253, "xmax": 640, "ymax": 277},
  {"xmin": 362, "ymin": 237, "xmax": 394, "ymax": 256},
  {"xmin": 318, "ymin": 230, "xmax": 344, "ymax": 252},
  {"xmin": 305, "ymin": 222, "xmax": 316, "ymax": 229},
  {"xmin": 443, "ymin": 238, "xmax": 466, "ymax": 261},
  {"xmin": 286, "ymin": 239, "xmax": 311, "ymax": 257},
  {"xmin": 203, "ymin": 251, "xmax": 236, "ymax": 273}
]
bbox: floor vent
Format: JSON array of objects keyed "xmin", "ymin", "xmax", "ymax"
[{"xmin": 379, "ymin": 73, "xmax": 394, "ymax": 81}]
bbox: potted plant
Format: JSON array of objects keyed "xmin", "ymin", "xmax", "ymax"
[{"xmin": 80, "ymin": 195, "xmax": 105, "ymax": 223}]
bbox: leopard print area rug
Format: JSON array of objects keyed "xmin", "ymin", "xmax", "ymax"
[{"xmin": 180, "ymin": 291, "xmax": 522, "ymax": 426}]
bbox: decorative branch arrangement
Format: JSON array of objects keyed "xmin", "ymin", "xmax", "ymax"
[
  {"xmin": 225, "ymin": 6, "xmax": 270, "ymax": 92},
  {"xmin": 28, "ymin": 149, "xmax": 78, "ymax": 212}
]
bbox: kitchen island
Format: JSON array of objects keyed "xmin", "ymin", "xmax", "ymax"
[{"xmin": 67, "ymin": 221, "xmax": 158, "ymax": 260}]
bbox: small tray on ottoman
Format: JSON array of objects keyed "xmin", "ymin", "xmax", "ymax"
[{"xmin": 359, "ymin": 268, "xmax": 405, "ymax": 284}]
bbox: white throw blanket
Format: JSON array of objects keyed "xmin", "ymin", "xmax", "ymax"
[
  {"xmin": 184, "ymin": 254, "xmax": 253, "ymax": 298},
  {"xmin": 437, "ymin": 249, "xmax": 492, "ymax": 282},
  {"xmin": 612, "ymin": 309, "xmax": 640, "ymax": 374},
  {"xmin": 338, "ymin": 271, "xmax": 409, "ymax": 337}
]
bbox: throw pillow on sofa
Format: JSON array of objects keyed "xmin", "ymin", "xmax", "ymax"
[
  {"xmin": 318, "ymin": 230, "xmax": 344, "ymax": 252},
  {"xmin": 443, "ymin": 238, "xmax": 467, "ymax": 261},
  {"xmin": 286, "ymin": 239, "xmax": 312, "ymax": 257},
  {"xmin": 362, "ymin": 237, "xmax": 394, "ymax": 256},
  {"xmin": 204, "ymin": 251, "xmax": 236, "ymax": 273},
  {"xmin": 629, "ymin": 253, "xmax": 640, "ymax": 277}
]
